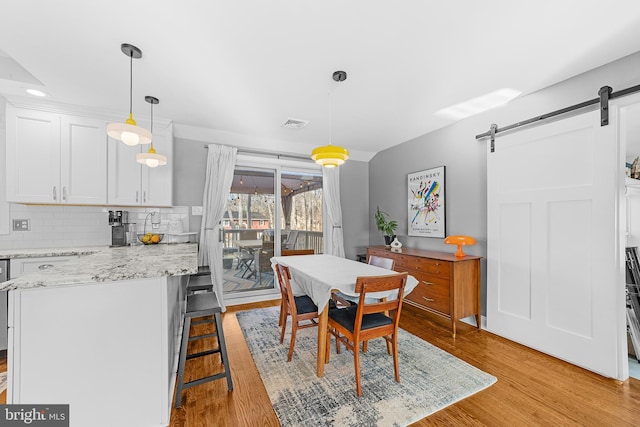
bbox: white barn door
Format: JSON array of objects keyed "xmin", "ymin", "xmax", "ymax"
[{"xmin": 487, "ymin": 108, "xmax": 624, "ymax": 379}]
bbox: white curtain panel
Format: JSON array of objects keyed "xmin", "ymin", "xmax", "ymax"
[
  {"xmin": 322, "ymin": 167, "xmax": 345, "ymax": 257},
  {"xmin": 198, "ymin": 144, "xmax": 237, "ymax": 311}
]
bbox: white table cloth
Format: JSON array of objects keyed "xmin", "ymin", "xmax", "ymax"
[{"xmin": 271, "ymin": 254, "xmax": 418, "ymax": 311}]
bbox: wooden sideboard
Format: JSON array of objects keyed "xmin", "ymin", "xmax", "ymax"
[{"xmin": 367, "ymin": 246, "xmax": 481, "ymax": 337}]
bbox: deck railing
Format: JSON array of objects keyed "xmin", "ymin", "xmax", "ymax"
[{"xmin": 223, "ymin": 229, "xmax": 323, "ymax": 254}]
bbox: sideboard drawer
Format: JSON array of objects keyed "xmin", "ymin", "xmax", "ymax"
[
  {"xmin": 413, "ymin": 258, "xmax": 450, "ymax": 278},
  {"xmin": 404, "ymin": 274, "xmax": 450, "ymax": 315}
]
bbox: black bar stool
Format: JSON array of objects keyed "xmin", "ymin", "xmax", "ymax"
[
  {"xmin": 186, "ymin": 273, "xmax": 214, "ymax": 294},
  {"xmin": 174, "ymin": 291, "xmax": 233, "ymax": 408}
]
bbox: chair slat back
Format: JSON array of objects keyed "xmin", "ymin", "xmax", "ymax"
[
  {"xmin": 282, "ymin": 249, "xmax": 315, "ymax": 256},
  {"xmin": 368, "ymin": 255, "xmax": 395, "ymax": 270},
  {"xmin": 274, "ymin": 263, "xmax": 289, "ymax": 296},
  {"xmin": 354, "ymin": 273, "xmax": 408, "ymax": 327},
  {"xmin": 276, "ymin": 264, "xmax": 298, "ymax": 318}
]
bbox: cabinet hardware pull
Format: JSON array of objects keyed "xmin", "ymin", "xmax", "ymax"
[
  {"xmin": 136, "ymin": 191, "xmax": 139, "ymax": 203},
  {"xmin": 38, "ymin": 264, "xmax": 54, "ymax": 270},
  {"xmin": 62, "ymin": 187, "xmax": 67, "ymax": 201},
  {"xmin": 53, "ymin": 186, "xmax": 57, "ymax": 201},
  {"xmin": 422, "ymin": 281, "xmax": 435, "ymax": 286},
  {"xmin": 423, "ymin": 297, "xmax": 435, "ymax": 302},
  {"xmin": 143, "ymin": 191, "xmax": 146, "ymax": 203}
]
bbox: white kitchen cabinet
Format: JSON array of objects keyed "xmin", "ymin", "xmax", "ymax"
[
  {"xmin": 107, "ymin": 122, "xmax": 173, "ymax": 206},
  {"xmin": 5, "ymin": 105, "xmax": 107, "ymax": 204},
  {"xmin": 10, "ymin": 255, "xmax": 78, "ymax": 279}
]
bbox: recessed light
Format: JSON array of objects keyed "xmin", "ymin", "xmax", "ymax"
[
  {"xmin": 25, "ymin": 88, "xmax": 47, "ymax": 97},
  {"xmin": 436, "ymin": 88, "xmax": 522, "ymax": 121}
]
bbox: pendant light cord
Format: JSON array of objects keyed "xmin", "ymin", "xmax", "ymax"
[
  {"xmin": 328, "ymin": 89, "xmax": 332, "ymax": 146},
  {"xmin": 129, "ymin": 51, "xmax": 133, "ymax": 115}
]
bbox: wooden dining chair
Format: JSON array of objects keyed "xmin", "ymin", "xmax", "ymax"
[
  {"xmin": 368, "ymin": 255, "xmax": 395, "ymax": 270},
  {"xmin": 275, "ymin": 264, "xmax": 321, "ymax": 362},
  {"xmin": 332, "ymin": 255, "xmax": 396, "ymax": 308},
  {"xmin": 277, "ymin": 248, "xmax": 315, "ymax": 326},
  {"xmin": 326, "ymin": 272, "xmax": 408, "ymax": 397}
]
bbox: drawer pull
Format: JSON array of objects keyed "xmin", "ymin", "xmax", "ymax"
[
  {"xmin": 39, "ymin": 264, "xmax": 55, "ymax": 270},
  {"xmin": 422, "ymin": 281, "xmax": 435, "ymax": 286},
  {"xmin": 423, "ymin": 297, "xmax": 435, "ymax": 302}
]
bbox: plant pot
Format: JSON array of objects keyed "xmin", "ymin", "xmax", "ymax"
[{"xmin": 384, "ymin": 235, "xmax": 396, "ymax": 247}]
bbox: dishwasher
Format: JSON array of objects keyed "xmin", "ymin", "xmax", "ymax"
[{"xmin": 0, "ymin": 259, "xmax": 8, "ymax": 351}]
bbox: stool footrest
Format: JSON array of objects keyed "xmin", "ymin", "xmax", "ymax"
[
  {"xmin": 191, "ymin": 318, "xmax": 214, "ymax": 326},
  {"xmin": 187, "ymin": 348, "xmax": 220, "ymax": 360},
  {"xmin": 182, "ymin": 372, "xmax": 230, "ymax": 390},
  {"xmin": 189, "ymin": 332, "xmax": 218, "ymax": 341}
]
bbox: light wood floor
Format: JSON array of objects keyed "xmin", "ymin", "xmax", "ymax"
[{"xmin": 1, "ymin": 302, "xmax": 639, "ymax": 426}]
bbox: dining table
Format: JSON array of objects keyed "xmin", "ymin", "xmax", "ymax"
[{"xmin": 270, "ymin": 254, "xmax": 418, "ymax": 377}]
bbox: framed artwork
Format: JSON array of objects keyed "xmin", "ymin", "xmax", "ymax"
[{"xmin": 408, "ymin": 166, "xmax": 446, "ymax": 238}]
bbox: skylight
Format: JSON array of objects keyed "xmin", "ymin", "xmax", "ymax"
[{"xmin": 436, "ymin": 88, "xmax": 522, "ymax": 121}]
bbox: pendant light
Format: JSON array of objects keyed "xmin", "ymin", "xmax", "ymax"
[
  {"xmin": 107, "ymin": 43, "xmax": 152, "ymax": 146},
  {"xmin": 311, "ymin": 71, "xmax": 350, "ymax": 168},
  {"xmin": 136, "ymin": 96, "xmax": 167, "ymax": 167}
]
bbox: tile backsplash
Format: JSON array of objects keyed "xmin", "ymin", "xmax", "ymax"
[{"xmin": 0, "ymin": 204, "xmax": 192, "ymax": 249}]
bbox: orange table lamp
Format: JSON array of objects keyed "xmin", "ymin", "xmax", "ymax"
[{"xmin": 444, "ymin": 235, "xmax": 476, "ymax": 258}]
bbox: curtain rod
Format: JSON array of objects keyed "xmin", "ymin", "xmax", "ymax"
[
  {"xmin": 203, "ymin": 145, "xmax": 312, "ymax": 162},
  {"xmin": 475, "ymin": 83, "xmax": 640, "ymax": 145}
]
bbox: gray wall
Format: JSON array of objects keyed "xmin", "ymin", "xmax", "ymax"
[
  {"xmin": 370, "ymin": 50, "xmax": 640, "ymax": 315},
  {"xmin": 338, "ymin": 159, "xmax": 369, "ymax": 261},
  {"xmin": 173, "ymin": 138, "xmax": 207, "ymax": 233},
  {"xmin": 172, "ymin": 138, "xmax": 368, "ymax": 260}
]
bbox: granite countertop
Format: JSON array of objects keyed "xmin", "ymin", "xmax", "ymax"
[{"xmin": 0, "ymin": 243, "xmax": 199, "ymax": 291}]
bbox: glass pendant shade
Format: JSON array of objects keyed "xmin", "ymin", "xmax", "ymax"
[
  {"xmin": 107, "ymin": 43, "xmax": 151, "ymax": 146},
  {"xmin": 311, "ymin": 144, "xmax": 349, "ymax": 168},
  {"xmin": 107, "ymin": 114, "xmax": 152, "ymax": 146},
  {"xmin": 136, "ymin": 143, "xmax": 167, "ymax": 168},
  {"xmin": 136, "ymin": 95, "xmax": 167, "ymax": 168}
]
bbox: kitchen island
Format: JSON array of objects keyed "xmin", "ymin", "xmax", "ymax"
[{"xmin": 1, "ymin": 244, "xmax": 198, "ymax": 427}]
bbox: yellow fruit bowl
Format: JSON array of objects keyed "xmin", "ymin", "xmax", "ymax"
[{"xmin": 137, "ymin": 233, "xmax": 164, "ymax": 245}]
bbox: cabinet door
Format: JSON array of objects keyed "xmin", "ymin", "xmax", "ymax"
[
  {"xmin": 61, "ymin": 116, "xmax": 108, "ymax": 204},
  {"xmin": 141, "ymin": 125, "xmax": 173, "ymax": 207},
  {"xmin": 107, "ymin": 136, "xmax": 142, "ymax": 205},
  {"xmin": 6, "ymin": 106, "xmax": 61, "ymax": 203}
]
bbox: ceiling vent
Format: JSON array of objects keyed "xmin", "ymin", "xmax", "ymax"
[{"xmin": 282, "ymin": 117, "xmax": 309, "ymax": 129}]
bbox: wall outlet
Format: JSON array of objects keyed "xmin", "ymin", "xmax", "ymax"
[
  {"xmin": 12, "ymin": 219, "xmax": 30, "ymax": 231},
  {"xmin": 192, "ymin": 206, "xmax": 203, "ymax": 216}
]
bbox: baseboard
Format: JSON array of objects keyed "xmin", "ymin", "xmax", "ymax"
[{"xmin": 459, "ymin": 315, "xmax": 487, "ymax": 330}]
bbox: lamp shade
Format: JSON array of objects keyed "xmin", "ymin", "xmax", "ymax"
[
  {"xmin": 136, "ymin": 144, "xmax": 167, "ymax": 168},
  {"xmin": 107, "ymin": 114, "xmax": 152, "ymax": 146},
  {"xmin": 443, "ymin": 235, "xmax": 476, "ymax": 258},
  {"xmin": 311, "ymin": 144, "xmax": 349, "ymax": 168}
]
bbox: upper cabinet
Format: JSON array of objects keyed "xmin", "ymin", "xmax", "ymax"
[
  {"xmin": 4, "ymin": 102, "xmax": 173, "ymax": 207},
  {"xmin": 5, "ymin": 105, "xmax": 107, "ymax": 204},
  {"xmin": 107, "ymin": 122, "xmax": 173, "ymax": 207}
]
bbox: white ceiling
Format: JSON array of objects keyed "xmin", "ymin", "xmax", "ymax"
[{"xmin": 1, "ymin": 1, "xmax": 640, "ymax": 161}]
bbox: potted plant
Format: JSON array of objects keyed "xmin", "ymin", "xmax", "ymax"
[{"xmin": 374, "ymin": 206, "xmax": 398, "ymax": 247}]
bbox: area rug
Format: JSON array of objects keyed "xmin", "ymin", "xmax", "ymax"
[{"xmin": 236, "ymin": 307, "xmax": 497, "ymax": 427}]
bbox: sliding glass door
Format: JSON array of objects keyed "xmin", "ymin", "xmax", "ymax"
[{"xmin": 220, "ymin": 161, "xmax": 323, "ymax": 299}]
